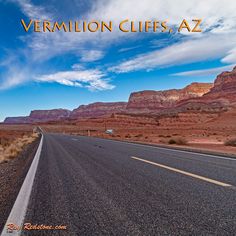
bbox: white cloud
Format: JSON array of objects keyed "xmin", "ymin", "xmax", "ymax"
[
  {"xmin": 36, "ymin": 69, "xmax": 114, "ymax": 91},
  {"xmin": 80, "ymin": 50, "xmax": 105, "ymax": 62},
  {"xmin": 1, "ymin": 0, "xmax": 236, "ymax": 90},
  {"xmin": 172, "ymin": 65, "xmax": 235, "ymax": 77},
  {"xmin": 96, "ymin": 0, "xmax": 236, "ymax": 73},
  {"xmin": 92, "ymin": 0, "xmax": 236, "ymax": 32},
  {"xmin": 110, "ymin": 34, "xmax": 236, "ymax": 73},
  {"xmin": 15, "ymin": 0, "xmax": 236, "ymax": 62},
  {"xmin": 71, "ymin": 64, "xmax": 86, "ymax": 70},
  {"xmin": 221, "ymin": 47, "xmax": 236, "ymax": 64},
  {"xmin": 0, "ymin": 67, "xmax": 29, "ymax": 90},
  {"xmin": 118, "ymin": 46, "xmax": 141, "ymax": 53},
  {"xmin": 11, "ymin": 0, "xmax": 53, "ymax": 20}
]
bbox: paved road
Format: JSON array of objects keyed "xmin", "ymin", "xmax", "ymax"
[{"xmin": 14, "ymin": 134, "xmax": 236, "ymax": 235}]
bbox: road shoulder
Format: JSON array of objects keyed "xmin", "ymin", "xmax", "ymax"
[{"xmin": 0, "ymin": 137, "xmax": 40, "ymax": 232}]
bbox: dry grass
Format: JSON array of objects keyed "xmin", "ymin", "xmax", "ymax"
[
  {"xmin": 168, "ymin": 137, "xmax": 188, "ymax": 145},
  {"xmin": 0, "ymin": 133, "xmax": 39, "ymax": 163},
  {"xmin": 224, "ymin": 138, "xmax": 236, "ymax": 147}
]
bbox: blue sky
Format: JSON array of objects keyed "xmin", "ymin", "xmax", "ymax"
[{"xmin": 0, "ymin": 0, "xmax": 236, "ymax": 121}]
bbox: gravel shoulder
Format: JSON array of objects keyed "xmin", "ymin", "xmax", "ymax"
[{"xmin": 0, "ymin": 137, "xmax": 40, "ymax": 232}]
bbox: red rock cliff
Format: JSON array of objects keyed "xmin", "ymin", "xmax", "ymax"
[
  {"xmin": 70, "ymin": 102, "xmax": 127, "ymax": 119},
  {"xmin": 29, "ymin": 109, "xmax": 71, "ymax": 121},
  {"xmin": 176, "ymin": 67, "xmax": 236, "ymax": 111},
  {"xmin": 205, "ymin": 66, "xmax": 236, "ymax": 99},
  {"xmin": 126, "ymin": 82, "xmax": 213, "ymax": 113}
]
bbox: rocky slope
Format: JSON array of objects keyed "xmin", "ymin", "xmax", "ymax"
[
  {"xmin": 126, "ymin": 82, "xmax": 213, "ymax": 113},
  {"xmin": 203, "ymin": 66, "xmax": 236, "ymax": 105},
  {"xmin": 70, "ymin": 102, "xmax": 127, "ymax": 119},
  {"xmin": 4, "ymin": 116, "xmax": 31, "ymax": 124},
  {"xmin": 4, "ymin": 109, "xmax": 71, "ymax": 124},
  {"xmin": 175, "ymin": 66, "xmax": 236, "ymax": 112},
  {"xmin": 29, "ymin": 109, "xmax": 71, "ymax": 121}
]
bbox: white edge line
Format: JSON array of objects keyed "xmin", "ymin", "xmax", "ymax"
[{"xmin": 1, "ymin": 134, "xmax": 44, "ymax": 236}]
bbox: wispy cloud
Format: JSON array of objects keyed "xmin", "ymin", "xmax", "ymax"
[
  {"xmin": 1, "ymin": 0, "xmax": 236, "ymax": 90},
  {"xmin": 221, "ymin": 47, "xmax": 236, "ymax": 64},
  {"xmin": 0, "ymin": 66, "xmax": 30, "ymax": 90},
  {"xmin": 172, "ymin": 64, "xmax": 235, "ymax": 77},
  {"xmin": 118, "ymin": 46, "xmax": 141, "ymax": 53},
  {"xmin": 17, "ymin": 0, "xmax": 236, "ymax": 63},
  {"xmin": 36, "ymin": 69, "xmax": 114, "ymax": 91},
  {"xmin": 11, "ymin": 0, "xmax": 53, "ymax": 20},
  {"xmin": 80, "ymin": 50, "xmax": 105, "ymax": 62},
  {"xmin": 110, "ymin": 34, "xmax": 236, "ymax": 73},
  {"xmin": 97, "ymin": 0, "xmax": 236, "ymax": 73}
]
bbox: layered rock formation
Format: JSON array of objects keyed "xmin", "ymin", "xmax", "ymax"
[
  {"xmin": 3, "ymin": 116, "xmax": 31, "ymax": 124},
  {"xmin": 204, "ymin": 66, "xmax": 236, "ymax": 104},
  {"xmin": 3, "ymin": 66, "xmax": 236, "ymax": 123},
  {"xmin": 176, "ymin": 67, "xmax": 236, "ymax": 112},
  {"xmin": 126, "ymin": 83, "xmax": 213, "ymax": 113},
  {"xmin": 70, "ymin": 102, "xmax": 127, "ymax": 119},
  {"xmin": 4, "ymin": 109, "xmax": 71, "ymax": 124},
  {"xmin": 29, "ymin": 109, "xmax": 71, "ymax": 121}
]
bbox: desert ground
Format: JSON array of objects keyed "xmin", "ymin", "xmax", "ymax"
[
  {"xmin": 39, "ymin": 109, "xmax": 236, "ymax": 156},
  {"xmin": 1, "ymin": 106, "xmax": 236, "ymax": 162},
  {"xmin": 0, "ymin": 125, "xmax": 38, "ymax": 163}
]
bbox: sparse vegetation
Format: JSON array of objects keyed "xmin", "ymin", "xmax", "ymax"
[
  {"xmin": 0, "ymin": 137, "xmax": 11, "ymax": 148},
  {"xmin": 168, "ymin": 137, "xmax": 188, "ymax": 145},
  {"xmin": 159, "ymin": 139, "xmax": 166, "ymax": 144},
  {"xmin": 0, "ymin": 133, "xmax": 39, "ymax": 163},
  {"xmin": 224, "ymin": 138, "xmax": 236, "ymax": 147}
]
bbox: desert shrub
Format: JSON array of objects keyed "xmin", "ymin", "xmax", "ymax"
[
  {"xmin": 135, "ymin": 134, "xmax": 143, "ymax": 138},
  {"xmin": 125, "ymin": 134, "xmax": 131, "ymax": 138},
  {"xmin": 224, "ymin": 138, "xmax": 236, "ymax": 147},
  {"xmin": 168, "ymin": 138, "xmax": 188, "ymax": 145},
  {"xmin": 0, "ymin": 137, "xmax": 11, "ymax": 147},
  {"xmin": 0, "ymin": 133, "xmax": 38, "ymax": 163},
  {"xmin": 168, "ymin": 139, "xmax": 176, "ymax": 144}
]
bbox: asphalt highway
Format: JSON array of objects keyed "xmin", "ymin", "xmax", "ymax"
[{"xmin": 9, "ymin": 133, "xmax": 236, "ymax": 235}]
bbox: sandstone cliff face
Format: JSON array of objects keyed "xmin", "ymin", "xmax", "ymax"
[
  {"xmin": 4, "ymin": 109, "xmax": 71, "ymax": 124},
  {"xmin": 126, "ymin": 83, "xmax": 213, "ymax": 113},
  {"xmin": 70, "ymin": 102, "xmax": 127, "ymax": 119},
  {"xmin": 204, "ymin": 66, "xmax": 236, "ymax": 102},
  {"xmin": 175, "ymin": 67, "xmax": 236, "ymax": 112},
  {"xmin": 127, "ymin": 67, "xmax": 236, "ymax": 114},
  {"xmin": 29, "ymin": 109, "xmax": 71, "ymax": 122},
  {"xmin": 4, "ymin": 116, "xmax": 31, "ymax": 124}
]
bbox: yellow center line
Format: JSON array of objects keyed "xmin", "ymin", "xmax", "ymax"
[{"xmin": 131, "ymin": 156, "xmax": 232, "ymax": 187}]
